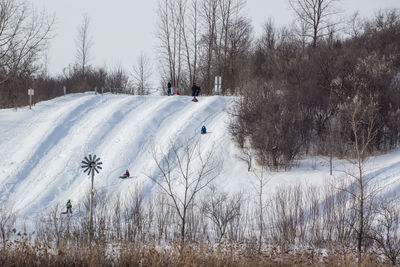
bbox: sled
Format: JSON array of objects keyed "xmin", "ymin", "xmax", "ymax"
[{"xmin": 119, "ymin": 176, "xmax": 135, "ymax": 179}]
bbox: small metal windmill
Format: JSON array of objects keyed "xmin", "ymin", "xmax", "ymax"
[
  {"xmin": 81, "ymin": 154, "xmax": 102, "ymax": 175},
  {"xmin": 81, "ymin": 154, "xmax": 102, "ymax": 243}
]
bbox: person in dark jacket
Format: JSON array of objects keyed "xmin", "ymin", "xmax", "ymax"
[
  {"xmin": 201, "ymin": 125, "xmax": 207, "ymax": 134},
  {"xmin": 66, "ymin": 200, "xmax": 72, "ymax": 214},
  {"xmin": 167, "ymin": 80, "xmax": 172, "ymax": 96},
  {"xmin": 191, "ymin": 82, "xmax": 197, "ymax": 97},
  {"xmin": 191, "ymin": 82, "xmax": 200, "ymax": 101}
]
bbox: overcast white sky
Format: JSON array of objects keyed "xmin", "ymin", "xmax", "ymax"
[{"xmin": 33, "ymin": 0, "xmax": 400, "ymax": 76}]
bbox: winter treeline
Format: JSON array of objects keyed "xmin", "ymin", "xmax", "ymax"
[
  {"xmin": 156, "ymin": 0, "xmax": 251, "ymax": 95},
  {"xmin": 0, "ymin": 1, "xmax": 152, "ymax": 108},
  {"xmin": 229, "ymin": 8, "xmax": 400, "ymax": 170},
  {"xmin": 0, "ymin": 0, "xmax": 53, "ymax": 108}
]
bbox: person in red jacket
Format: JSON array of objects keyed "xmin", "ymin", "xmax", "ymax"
[{"xmin": 120, "ymin": 170, "xmax": 130, "ymax": 179}]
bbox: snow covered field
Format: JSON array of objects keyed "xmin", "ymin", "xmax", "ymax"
[{"xmin": 0, "ymin": 92, "xmax": 399, "ymax": 224}]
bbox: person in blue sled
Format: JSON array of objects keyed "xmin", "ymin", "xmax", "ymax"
[
  {"xmin": 120, "ymin": 169, "xmax": 130, "ymax": 179},
  {"xmin": 201, "ymin": 125, "xmax": 207, "ymax": 134},
  {"xmin": 66, "ymin": 199, "xmax": 72, "ymax": 214}
]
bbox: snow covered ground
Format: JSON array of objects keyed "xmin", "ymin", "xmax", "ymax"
[{"xmin": 0, "ymin": 92, "xmax": 399, "ymax": 224}]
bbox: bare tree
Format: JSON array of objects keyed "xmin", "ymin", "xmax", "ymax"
[
  {"xmin": 0, "ymin": 0, "xmax": 54, "ymax": 82},
  {"xmin": 252, "ymin": 161, "xmax": 270, "ymax": 252},
  {"xmin": 122, "ymin": 185, "xmax": 145, "ymax": 242},
  {"xmin": 156, "ymin": 0, "xmax": 184, "ymax": 88},
  {"xmin": 155, "ymin": 0, "xmax": 250, "ymax": 94},
  {"xmin": 346, "ymin": 11, "xmax": 364, "ymax": 38},
  {"xmin": 235, "ymin": 143, "xmax": 253, "ymax": 172},
  {"xmin": 0, "ymin": 202, "xmax": 16, "ymax": 249},
  {"xmin": 149, "ymin": 138, "xmax": 222, "ymax": 246},
  {"xmin": 268, "ymin": 184, "xmax": 306, "ymax": 250},
  {"xmin": 288, "ymin": 0, "xmax": 341, "ymax": 48},
  {"xmin": 131, "ymin": 52, "xmax": 153, "ymax": 95},
  {"xmin": 338, "ymin": 93, "xmax": 381, "ymax": 262},
  {"xmin": 200, "ymin": 0, "xmax": 218, "ymax": 92},
  {"xmin": 112, "ymin": 195, "xmax": 122, "ymax": 241},
  {"xmin": 0, "ymin": 0, "xmax": 54, "ymax": 105},
  {"xmin": 36, "ymin": 204, "xmax": 70, "ymax": 248},
  {"xmin": 202, "ymin": 186, "xmax": 242, "ymax": 242},
  {"xmin": 154, "ymin": 192, "xmax": 173, "ymax": 243},
  {"xmin": 105, "ymin": 65, "xmax": 131, "ymax": 93},
  {"xmin": 75, "ymin": 13, "xmax": 93, "ymax": 77},
  {"xmin": 370, "ymin": 199, "xmax": 400, "ymax": 266},
  {"xmin": 181, "ymin": 0, "xmax": 200, "ymax": 89}
]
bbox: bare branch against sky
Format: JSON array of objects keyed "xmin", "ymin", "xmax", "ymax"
[{"xmin": 33, "ymin": 0, "xmax": 399, "ymax": 75}]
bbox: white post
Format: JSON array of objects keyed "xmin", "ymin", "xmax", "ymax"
[
  {"xmin": 214, "ymin": 76, "xmax": 222, "ymax": 94},
  {"xmin": 28, "ymin": 89, "xmax": 34, "ymax": 109},
  {"xmin": 63, "ymin": 86, "xmax": 66, "ymax": 95}
]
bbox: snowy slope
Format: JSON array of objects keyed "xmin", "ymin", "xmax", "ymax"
[
  {"xmin": 0, "ymin": 92, "xmax": 399, "ymax": 223},
  {"xmin": 0, "ymin": 93, "xmax": 242, "ymax": 219}
]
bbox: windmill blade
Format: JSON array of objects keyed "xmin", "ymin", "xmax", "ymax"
[{"xmin": 82, "ymin": 154, "xmax": 103, "ymax": 176}]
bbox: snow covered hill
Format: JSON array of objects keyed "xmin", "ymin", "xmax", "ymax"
[
  {"xmin": 0, "ymin": 92, "xmax": 399, "ymax": 224},
  {"xmin": 0, "ymin": 93, "xmax": 247, "ymax": 220}
]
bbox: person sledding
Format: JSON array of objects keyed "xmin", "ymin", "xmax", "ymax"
[
  {"xmin": 120, "ymin": 169, "xmax": 130, "ymax": 179},
  {"xmin": 191, "ymin": 82, "xmax": 200, "ymax": 102},
  {"xmin": 201, "ymin": 125, "xmax": 207, "ymax": 134},
  {"xmin": 66, "ymin": 199, "xmax": 72, "ymax": 214}
]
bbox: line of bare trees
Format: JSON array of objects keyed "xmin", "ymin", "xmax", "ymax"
[
  {"xmin": 0, "ymin": 4, "xmax": 154, "ymax": 108},
  {"xmin": 156, "ymin": 0, "xmax": 251, "ymax": 95},
  {"xmin": 0, "ymin": 176, "xmax": 395, "ymax": 265},
  {"xmin": 0, "ymin": 0, "xmax": 54, "ymax": 107},
  {"xmin": 230, "ymin": 8, "xmax": 400, "ymax": 170}
]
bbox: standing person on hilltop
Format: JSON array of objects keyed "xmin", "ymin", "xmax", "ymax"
[
  {"xmin": 167, "ymin": 80, "xmax": 172, "ymax": 96},
  {"xmin": 191, "ymin": 82, "xmax": 200, "ymax": 102}
]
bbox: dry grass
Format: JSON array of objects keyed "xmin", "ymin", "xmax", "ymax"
[{"xmin": 0, "ymin": 237, "xmax": 394, "ymax": 267}]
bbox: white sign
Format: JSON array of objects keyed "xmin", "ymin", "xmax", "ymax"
[
  {"xmin": 214, "ymin": 76, "xmax": 222, "ymax": 94},
  {"xmin": 28, "ymin": 89, "xmax": 34, "ymax": 95}
]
